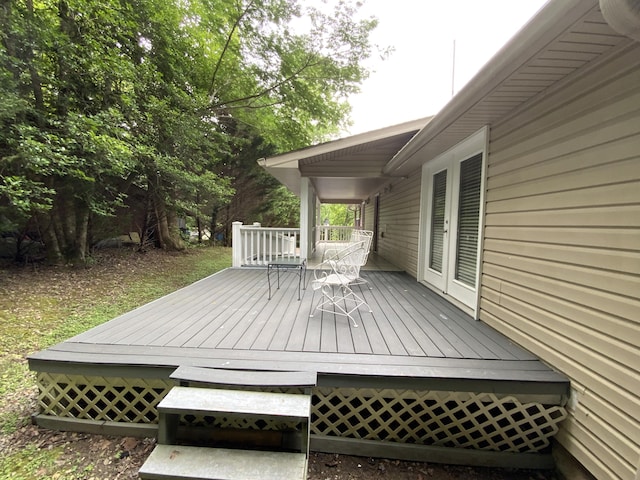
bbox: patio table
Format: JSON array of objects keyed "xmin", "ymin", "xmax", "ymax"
[{"xmin": 267, "ymin": 258, "xmax": 307, "ymax": 301}]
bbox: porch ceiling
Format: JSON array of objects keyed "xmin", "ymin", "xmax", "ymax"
[
  {"xmin": 301, "ymin": 130, "xmax": 421, "ymax": 203},
  {"xmin": 260, "ymin": 0, "xmax": 632, "ymax": 200},
  {"xmin": 260, "ymin": 118, "xmax": 430, "ymax": 203}
]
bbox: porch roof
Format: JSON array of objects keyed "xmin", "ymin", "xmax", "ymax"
[
  {"xmin": 259, "ymin": 117, "xmax": 430, "ymax": 203},
  {"xmin": 260, "ymin": 0, "xmax": 632, "ymax": 199}
]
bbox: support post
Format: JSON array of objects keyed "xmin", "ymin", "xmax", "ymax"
[
  {"xmin": 299, "ymin": 179, "xmax": 310, "ymax": 260},
  {"xmin": 232, "ymin": 221, "xmax": 243, "ymax": 267}
]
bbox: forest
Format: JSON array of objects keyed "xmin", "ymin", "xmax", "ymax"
[{"xmin": 0, "ymin": 0, "xmax": 381, "ymax": 263}]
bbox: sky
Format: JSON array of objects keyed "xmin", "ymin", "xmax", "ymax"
[{"xmin": 345, "ymin": 0, "xmax": 549, "ymax": 134}]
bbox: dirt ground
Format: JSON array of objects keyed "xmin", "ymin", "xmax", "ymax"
[{"xmin": 0, "ymin": 423, "xmax": 558, "ymax": 480}]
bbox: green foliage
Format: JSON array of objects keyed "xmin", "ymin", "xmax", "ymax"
[
  {"xmin": 321, "ymin": 203, "xmax": 357, "ymax": 226},
  {"xmin": 258, "ymin": 185, "xmax": 300, "ymax": 227},
  {"xmin": 1, "ymin": 0, "xmax": 379, "ymax": 261}
]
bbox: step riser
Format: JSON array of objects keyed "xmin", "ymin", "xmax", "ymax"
[
  {"xmin": 157, "ymin": 386, "xmax": 310, "ymax": 456},
  {"xmin": 173, "ymin": 425, "xmax": 304, "ymax": 451}
]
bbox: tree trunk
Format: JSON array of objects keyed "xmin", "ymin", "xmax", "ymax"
[
  {"xmin": 144, "ymin": 164, "xmax": 184, "ymax": 251},
  {"xmin": 210, "ymin": 208, "xmax": 218, "ymax": 244},
  {"xmin": 37, "ymin": 214, "xmax": 63, "ymax": 264},
  {"xmin": 51, "ymin": 206, "xmax": 68, "ymax": 258},
  {"xmin": 152, "ymin": 192, "xmax": 184, "ymax": 251},
  {"xmin": 43, "ymin": 192, "xmax": 92, "ymax": 264},
  {"xmin": 73, "ymin": 207, "xmax": 90, "ymax": 263}
]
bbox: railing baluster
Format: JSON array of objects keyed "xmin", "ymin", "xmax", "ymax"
[
  {"xmin": 235, "ymin": 224, "xmax": 332, "ymax": 266},
  {"xmin": 268, "ymin": 230, "xmax": 273, "ymax": 263},
  {"xmin": 243, "ymin": 229, "xmax": 249, "ymax": 265}
]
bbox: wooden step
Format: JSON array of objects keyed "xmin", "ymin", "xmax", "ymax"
[
  {"xmin": 139, "ymin": 444, "xmax": 307, "ymax": 480},
  {"xmin": 157, "ymin": 386, "xmax": 311, "ymax": 451},
  {"xmin": 170, "ymin": 366, "xmax": 317, "ymax": 390},
  {"xmin": 158, "ymin": 386, "xmax": 310, "ymax": 421}
]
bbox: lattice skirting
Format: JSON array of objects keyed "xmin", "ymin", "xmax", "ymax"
[
  {"xmin": 312, "ymin": 388, "xmax": 566, "ymax": 453},
  {"xmin": 37, "ymin": 372, "xmax": 173, "ymax": 423},
  {"xmin": 36, "ymin": 373, "xmax": 566, "ymax": 453}
]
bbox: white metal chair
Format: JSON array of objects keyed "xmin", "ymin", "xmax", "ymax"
[
  {"xmin": 349, "ymin": 229, "xmax": 373, "ymax": 285},
  {"xmin": 310, "ymin": 241, "xmax": 372, "ymax": 327},
  {"xmin": 321, "ymin": 229, "xmax": 373, "ymax": 261}
]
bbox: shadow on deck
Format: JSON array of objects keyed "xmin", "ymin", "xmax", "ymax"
[{"xmin": 29, "ymin": 267, "xmax": 569, "ymax": 468}]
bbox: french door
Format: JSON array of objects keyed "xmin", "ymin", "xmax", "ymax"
[{"xmin": 422, "ymin": 133, "xmax": 485, "ymax": 312}]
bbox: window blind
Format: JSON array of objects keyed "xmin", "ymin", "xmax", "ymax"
[
  {"xmin": 455, "ymin": 153, "xmax": 482, "ymax": 287},
  {"xmin": 429, "ymin": 170, "xmax": 447, "ymax": 273}
]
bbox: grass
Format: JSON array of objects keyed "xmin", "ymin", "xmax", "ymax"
[
  {"xmin": 0, "ymin": 444, "xmax": 65, "ymax": 479},
  {"xmin": 0, "ymin": 246, "xmax": 231, "ymax": 478}
]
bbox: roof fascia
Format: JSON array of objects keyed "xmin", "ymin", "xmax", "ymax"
[{"xmin": 260, "ymin": 117, "xmax": 431, "ymax": 169}]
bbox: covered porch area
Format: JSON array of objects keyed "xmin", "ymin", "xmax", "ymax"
[{"xmin": 257, "ymin": 118, "xmax": 431, "ymax": 266}]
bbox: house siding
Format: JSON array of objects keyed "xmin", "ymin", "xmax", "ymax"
[
  {"xmin": 376, "ymin": 171, "xmax": 422, "ymax": 278},
  {"xmin": 481, "ymin": 43, "xmax": 640, "ymax": 480}
]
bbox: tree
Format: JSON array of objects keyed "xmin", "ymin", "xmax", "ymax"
[
  {"xmin": 213, "ymin": 133, "xmax": 300, "ymax": 245},
  {"xmin": 0, "ymin": 0, "xmax": 380, "ymax": 263},
  {"xmin": 321, "ymin": 203, "xmax": 356, "ymax": 226},
  {"xmin": 1, "ymin": 0, "xmax": 139, "ymax": 262}
]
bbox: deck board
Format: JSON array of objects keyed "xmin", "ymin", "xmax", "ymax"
[
  {"xmin": 369, "ymin": 279, "xmax": 443, "ymax": 356},
  {"xmin": 365, "ymin": 277, "xmax": 435, "ymax": 357},
  {"xmin": 370, "ymin": 273, "xmax": 472, "ymax": 358},
  {"xmin": 32, "ymin": 343, "xmax": 567, "ymax": 389},
  {"xmin": 33, "ymin": 267, "xmax": 568, "ymax": 391}
]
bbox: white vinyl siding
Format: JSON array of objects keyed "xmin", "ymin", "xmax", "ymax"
[
  {"xmin": 376, "ymin": 170, "xmax": 422, "ymax": 278},
  {"xmin": 481, "ymin": 43, "xmax": 640, "ymax": 480}
]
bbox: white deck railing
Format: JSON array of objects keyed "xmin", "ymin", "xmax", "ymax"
[
  {"xmin": 315, "ymin": 225, "xmax": 353, "ymax": 243},
  {"xmin": 232, "ymin": 222, "xmax": 300, "ymax": 267}
]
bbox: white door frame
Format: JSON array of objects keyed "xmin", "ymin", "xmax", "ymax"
[
  {"xmin": 418, "ymin": 126, "xmax": 488, "ymax": 317},
  {"xmin": 421, "ymin": 153, "xmax": 453, "ymax": 293}
]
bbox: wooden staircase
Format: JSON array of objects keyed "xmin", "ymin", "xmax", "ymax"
[{"xmin": 139, "ymin": 367, "xmax": 316, "ymax": 480}]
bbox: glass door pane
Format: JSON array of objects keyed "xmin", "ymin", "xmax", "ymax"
[
  {"xmin": 454, "ymin": 153, "xmax": 482, "ymax": 287},
  {"xmin": 429, "ymin": 170, "xmax": 447, "ymax": 273}
]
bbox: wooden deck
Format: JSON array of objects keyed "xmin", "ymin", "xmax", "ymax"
[
  {"xmin": 29, "ymin": 266, "xmax": 569, "ymax": 468},
  {"xmin": 30, "ymin": 267, "xmax": 566, "ymax": 393}
]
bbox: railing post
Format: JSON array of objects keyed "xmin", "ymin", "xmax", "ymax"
[{"xmin": 232, "ymin": 221, "xmax": 243, "ymax": 267}]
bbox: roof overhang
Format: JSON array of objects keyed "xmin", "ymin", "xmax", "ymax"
[
  {"xmin": 259, "ymin": 117, "xmax": 431, "ymax": 203},
  {"xmin": 259, "ymin": 0, "xmax": 634, "ymax": 202},
  {"xmin": 384, "ymin": 0, "xmax": 633, "ymax": 176}
]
